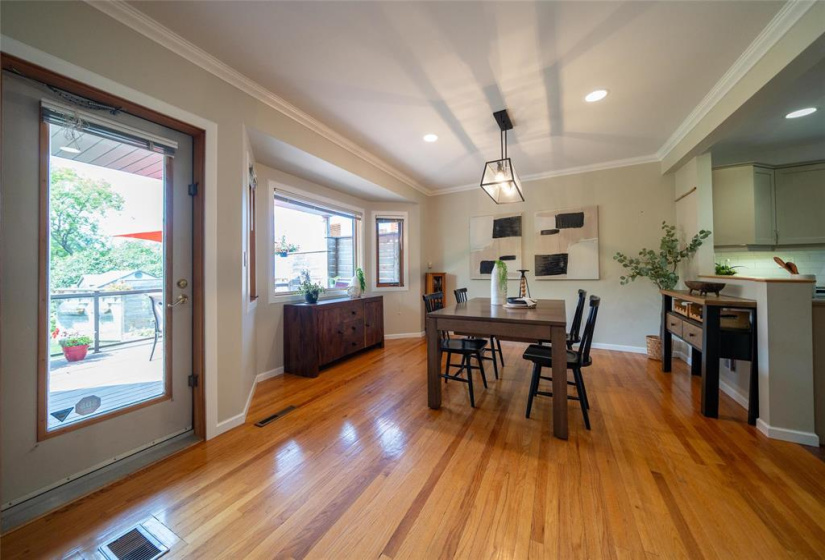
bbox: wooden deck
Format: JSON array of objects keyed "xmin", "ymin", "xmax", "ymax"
[
  {"xmin": 4, "ymin": 338, "xmax": 825, "ymax": 559},
  {"xmin": 48, "ymin": 341, "xmax": 163, "ymax": 429}
]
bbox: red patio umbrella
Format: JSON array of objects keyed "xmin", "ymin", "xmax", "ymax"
[{"xmin": 115, "ymin": 230, "xmax": 162, "ymax": 242}]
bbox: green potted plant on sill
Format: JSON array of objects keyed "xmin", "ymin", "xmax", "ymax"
[
  {"xmin": 613, "ymin": 222, "xmax": 711, "ymax": 360},
  {"xmin": 274, "ymin": 235, "xmax": 300, "ymax": 258},
  {"xmin": 297, "ymin": 269, "xmax": 325, "ymax": 304},
  {"xmin": 54, "ymin": 328, "xmax": 93, "ymax": 362}
]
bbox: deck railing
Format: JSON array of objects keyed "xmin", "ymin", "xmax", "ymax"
[{"xmin": 50, "ymin": 288, "xmax": 162, "ymax": 355}]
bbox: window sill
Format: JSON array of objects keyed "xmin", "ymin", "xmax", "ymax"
[
  {"xmin": 373, "ymin": 285, "xmax": 408, "ymax": 293},
  {"xmin": 269, "ymin": 289, "xmax": 349, "ymax": 304}
]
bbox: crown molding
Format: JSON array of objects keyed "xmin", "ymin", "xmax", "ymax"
[
  {"xmin": 655, "ymin": 0, "xmax": 817, "ymax": 162},
  {"xmin": 86, "ymin": 0, "xmax": 433, "ymax": 197},
  {"xmin": 433, "ymin": 153, "xmax": 660, "ymax": 196}
]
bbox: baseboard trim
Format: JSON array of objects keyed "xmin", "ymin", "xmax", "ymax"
[
  {"xmin": 756, "ymin": 419, "xmax": 820, "ymax": 447},
  {"xmin": 256, "ymin": 367, "xmax": 284, "ymax": 383},
  {"xmin": 385, "ymin": 331, "xmax": 425, "ymax": 340},
  {"xmin": 720, "ymin": 379, "xmax": 750, "ymax": 409},
  {"xmin": 590, "ymin": 343, "xmax": 646, "ymax": 354},
  {"xmin": 214, "ymin": 379, "xmax": 258, "ymax": 436}
]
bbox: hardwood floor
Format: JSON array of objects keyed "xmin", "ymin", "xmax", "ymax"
[{"xmin": 3, "ymin": 339, "xmax": 825, "ymax": 559}]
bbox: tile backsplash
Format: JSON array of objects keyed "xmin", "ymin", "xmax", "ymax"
[{"xmin": 715, "ymin": 248, "xmax": 825, "ymax": 286}]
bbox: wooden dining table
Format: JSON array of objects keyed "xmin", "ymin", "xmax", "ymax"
[{"xmin": 426, "ymin": 297, "xmax": 570, "ymax": 439}]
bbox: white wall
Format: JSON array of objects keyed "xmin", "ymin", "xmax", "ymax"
[
  {"xmin": 424, "ymin": 162, "xmax": 677, "ymax": 350},
  {"xmin": 254, "ymin": 165, "xmax": 423, "ymax": 377},
  {"xmin": 675, "ymin": 153, "xmax": 715, "ymax": 282}
]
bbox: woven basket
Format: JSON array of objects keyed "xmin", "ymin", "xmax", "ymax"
[{"xmin": 646, "ymin": 335, "xmax": 662, "ymax": 361}]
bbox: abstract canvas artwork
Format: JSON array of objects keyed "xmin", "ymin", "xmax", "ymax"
[
  {"xmin": 534, "ymin": 206, "xmax": 599, "ymax": 279},
  {"xmin": 469, "ymin": 213, "xmax": 522, "ymax": 279}
]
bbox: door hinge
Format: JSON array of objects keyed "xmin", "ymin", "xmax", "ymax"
[
  {"xmin": 188, "ymin": 182, "xmax": 199, "ymax": 196},
  {"xmin": 188, "ymin": 374, "xmax": 199, "ymax": 388}
]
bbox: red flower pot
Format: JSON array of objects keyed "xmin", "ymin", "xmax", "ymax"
[{"xmin": 62, "ymin": 344, "xmax": 89, "ymax": 362}]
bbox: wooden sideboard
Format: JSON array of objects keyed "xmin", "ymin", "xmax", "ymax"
[
  {"xmin": 660, "ymin": 289, "xmax": 758, "ymax": 425},
  {"xmin": 284, "ymin": 296, "xmax": 384, "ymax": 377}
]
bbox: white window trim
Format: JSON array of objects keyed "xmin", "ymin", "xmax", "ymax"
[
  {"xmin": 244, "ymin": 151, "xmax": 258, "ymax": 314},
  {"xmin": 268, "ymin": 181, "xmax": 365, "ymax": 304},
  {"xmin": 371, "ymin": 210, "xmax": 409, "ymax": 292}
]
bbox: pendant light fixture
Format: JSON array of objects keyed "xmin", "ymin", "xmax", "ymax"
[{"xmin": 480, "ymin": 109, "xmax": 524, "ymax": 204}]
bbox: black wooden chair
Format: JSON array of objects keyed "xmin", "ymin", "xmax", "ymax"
[
  {"xmin": 454, "ymin": 287, "xmax": 504, "ymax": 379},
  {"xmin": 567, "ymin": 289, "xmax": 587, "ymax": 349},
  {"xmin": 423, "ymin": 292, "xmax": 488, "ymax": 407},
  {"xmin": 523, "ymin": 295, "xmax": 601, "ymax": 430},
  {"xmin": 147, "ymin": 294, "xmax": 163, "ymax": 361}
]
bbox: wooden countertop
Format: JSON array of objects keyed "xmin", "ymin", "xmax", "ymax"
[
  {"xmin": 699, "ymin": 274, "xmax": 816, "ymax": 284},
  {"xmin": 660, "ymin": 289, "xmax": 757, "ymax": 308}
]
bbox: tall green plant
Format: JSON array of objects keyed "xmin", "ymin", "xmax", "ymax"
[{"xmin": 613, "ymin": 222, "xmax": 710, "ymax": 290}]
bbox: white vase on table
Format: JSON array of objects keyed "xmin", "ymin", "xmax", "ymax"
[{"xmin": 491, "ymin": 263, "xmax": 507, "ymax": 305}]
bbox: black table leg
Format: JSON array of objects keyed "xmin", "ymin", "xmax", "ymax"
[
  {"xmin": 701, "ymin": 306, "xmax": 720, "ymax": 418},
  {"xmin": 748, "ymin": 308, "xmax": 759, "ymax": 426},
  {"xmin": 691, "ymin": 346, "xmax": 702, "ymax": 376},
  {"xmin": 662, "ymin": 294, "xmax": 673, "ymax": 372}
]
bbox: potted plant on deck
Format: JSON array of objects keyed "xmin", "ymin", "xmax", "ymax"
[
  {"xmin": 274, "ymin": 235, "xmax": 300, "ymax": 258},
  {"xmin": 613, "ymin": 222, "xmax": 710, "ymax": 360},
  {"xmin": 297, "ymin": 269, "xmax": 325, "ymax": 304},
  {"xmin": 55, "ymin": 329, "xmax": 93, "ymax": 362}
]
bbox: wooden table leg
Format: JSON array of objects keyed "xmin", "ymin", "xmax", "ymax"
[
  {"xmin": 551, "ymin": 324, "xmax": 568, "ymax": 439},
  {"xmin": 427, "ymin": 316, "xmax": 442, "ymax": 409},
  {"xmin": 662, "ymin": 293, "xmax": 673, "ymax": 372},
  {"xmin": 701, "ymin": 306, "xmax": 720, "ymax": 418},
  {"xmin": 691, "ymin": 347, "xmax": 702, "ymax": 376}
]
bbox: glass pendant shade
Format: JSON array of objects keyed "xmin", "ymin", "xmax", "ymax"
[{"xmin": 480, "ymin": 157, "xmax": 524, "ymax": 204}]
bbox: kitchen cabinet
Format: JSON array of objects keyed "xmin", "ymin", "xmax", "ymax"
[
  {"xmin": 712, "ymin": 164, "xmax": 775, "ymax": 246},
  {"xmin": 775, "ymin": 163, "xmax": 825, "ymax": 245}
]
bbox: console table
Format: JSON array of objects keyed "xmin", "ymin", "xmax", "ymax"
[
  {"xmin": 284, "ymin": 296, "xmax": 384, "ymax": 377},
  {"xmin": 660, "ymin": 289, "xmax": 758, "ymax": 425}
]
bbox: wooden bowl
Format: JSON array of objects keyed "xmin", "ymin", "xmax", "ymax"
[{"xmin": 684, "ymin": 280, "xmax": 725, "ymax": 296}]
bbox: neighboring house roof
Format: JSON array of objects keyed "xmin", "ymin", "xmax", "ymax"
[{"xmin": 77, "ymin": 270, "xmax": 158, "ymax": 289}]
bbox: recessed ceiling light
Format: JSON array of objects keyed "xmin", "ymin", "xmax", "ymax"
[
  {"xmin": 785, "ymin": 107, "xmax": 817, "ymax": 119},
  {"xmin": 423, "ymin": 133, "xmax": 438, "ymax": 143},
  {"xmin": 59, "ymin": 146, "xmax": 81, "ymax": 154},
  {"xmin": 585, "ymin": 89, "xmax": 608, "ymax": 103}
]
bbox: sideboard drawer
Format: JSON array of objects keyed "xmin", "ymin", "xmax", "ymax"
[
  {"xmin": 666, "ymin": 314, "xmax": 683, "ymax": 338},
  {"xmin": 682, "ymin": 322, "xmax": 703, "ymax": 350}
]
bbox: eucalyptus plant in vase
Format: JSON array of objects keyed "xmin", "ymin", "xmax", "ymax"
[
  {"xmin": 490, "ymin": 259, "xmax": 508, "ymax": 306},
  {"xmin": 613, "ymin": 222, "xmax": 710, "ymax": 359}
]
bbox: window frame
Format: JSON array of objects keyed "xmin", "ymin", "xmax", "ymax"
[
  {"xmin": 371, "ymin": 211, "xmax": 409, "ymax": 292},
  {"xmin": 246, "ymin": 161, "xmax": 258, "ymax": 305},
  {"xmin": 268, "ymin": 182, "xmax": 364, "ymax": 304}
]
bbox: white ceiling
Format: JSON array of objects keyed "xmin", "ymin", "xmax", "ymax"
[
  {"xmin": 130, "ymin": 0, "xmax": 785, "ymax": 192},
  {"xmin": 712, "ymin": 53, "xmax": 825, "ymax": 167}
]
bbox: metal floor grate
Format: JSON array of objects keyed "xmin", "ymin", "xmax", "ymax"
[
  {"xmin": 99, "ymin": 525, "xmax": 168, "ymax": 560},
  {"xmin": 255, "ymin": 405, "xmax": 297, "ymax": 427}
]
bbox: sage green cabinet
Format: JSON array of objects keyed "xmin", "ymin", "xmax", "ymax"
[
  {"xmin": 712, "ymin": 165, "xmax": 775, "ymax": 246},
  {"xmin": 774, "ymin": 163, "xmax": 825, "ymax": 245}
]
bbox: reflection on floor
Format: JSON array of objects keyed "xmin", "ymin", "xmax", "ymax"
[{"xmin": 48, "ymin": 341, "xmax": 163, "ymax": 429}]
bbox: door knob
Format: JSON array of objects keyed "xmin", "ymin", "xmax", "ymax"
[{"xmin": 168, "ymin": 294, "xmax": 189, "ymax": 307}]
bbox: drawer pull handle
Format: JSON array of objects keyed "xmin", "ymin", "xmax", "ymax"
[
  {"xmin": 352, "ymin": 326, "xmax": 356, "ymax": 331},
  {"xmin": 337, "ymin": 330, "xmax": 343, "ymax": 335},
  {"xmin": 352, "ymin": 342, "xmax": 357, "ymax": 346}
]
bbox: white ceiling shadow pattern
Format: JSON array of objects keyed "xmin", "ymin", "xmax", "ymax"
[{"xmin": 125, "ymin": 0, "xmax": 786, "ymax": 191}]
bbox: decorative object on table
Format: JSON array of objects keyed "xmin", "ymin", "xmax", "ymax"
[
  {"xmin": 504, "ymin": 297, "xmax": 537, "ymax": 309},
  {"xmin": 613, "ymin": 222, "xmax": 711, "ymax": 360},
  {"xmin": 479, "ymin": 109, "xmax": 524, "ymax": 204},
  {"xmin": 715, "ymin": 261, "xmax": 740, "ymax": 276},
  {"xmin": 55, "ymin": 328, "xmax": 92, "ymax": 362},
  {"xmin": 490, "ymin": 260, "xmax": 508, "ymax": 305},
  {"xmin": 469, "ymin": 213, "xmax": 522, "ymax": 279},
  {"xmin": 685, "ymin": 280, "xmax": 726, "ymax": 297},
  {"xmin": 517, "ymin": 269, "xmax": 531, "ymax": 298},
  {"xmin": 424, "ymin": 272, "xmax": 446, "ymax": 295},
  {"xmin": 534, "ymin": 205, "xmax": 599, "ymax": 279},
  {"xmin": 347, "ymin": 267, "xmax": 366, "ymax": 299},
  {"xmin": 297, "ymin": 269, "xmax": 324, "ymax": 304},
  {"xmin": 274, "ymin": 235, "xmax": 300, "ymax": 257}
]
